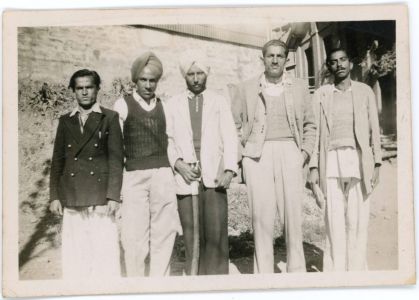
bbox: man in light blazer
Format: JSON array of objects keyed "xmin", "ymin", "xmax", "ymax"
[
  {"xmin": 231, "ymin": 39, "xmax": 316, "ymax": 273},
  {"xmin": 167, "ymin": 55, "xmax": 238, "ymax": 275},
  {"xmin": 309, "ymin": 47, "xmax": 382, "ymax": 271}
]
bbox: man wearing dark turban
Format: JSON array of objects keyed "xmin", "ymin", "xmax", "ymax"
[{"xmin": 114, "ymin": 51, "xmax": 180, "ymax": 277}]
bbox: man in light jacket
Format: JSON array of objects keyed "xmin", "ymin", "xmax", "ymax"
[
  {"xmin": 309, "ymin": 47, "xmax": 382, "ymax": 271},
  {"xmin": 231, "ymin": 39, "xmax": 316, "ymax": 273},
  {"xmin": 167, "ymin": 54, "xmax": 238, "ymax": 275}
]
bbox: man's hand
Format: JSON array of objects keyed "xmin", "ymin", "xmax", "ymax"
[
  {"xmin": 174, "ymin": 159, "xmax": 200, "ymax": 184},
  {"xmin": 49, "ymin": 200, "xmax": 63, "ymax": 216},
  {"xmin": 215, "ymin": 170, "xmax": 234, "ymax": 189},
  {"xmin": 308, "ymin": 168, "xmax": 319, "ymax": 189},
  {"xmin": 301, "ymin": 150, "xmax": 309, "ymax": 166},
  {"xmin": 371, "ymin": 165, "xmax": 380, "ymax": 189},
  {"xmin": 106, "ymin": 200, "xmax": 119, "ymax": 216}
]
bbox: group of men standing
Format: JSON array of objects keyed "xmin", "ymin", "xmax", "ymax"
[{"xmin": 49, "ymin": 38, "xmax": 381, "ymax": 279}]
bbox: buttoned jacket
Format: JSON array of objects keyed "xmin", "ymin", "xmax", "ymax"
[
  {"xmin": 308, "ymin": 81, "xmax": 382, "ymax": 195},
  {"xmin": 49, "ymin": 106, "xmax": 124, "ymax": 207},
  {"xmin": 167, "ymin": 89, "xmax": 238, "ymax": 194}
]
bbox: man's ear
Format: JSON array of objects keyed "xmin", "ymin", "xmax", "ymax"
[
  {"xmin": 349, "ymin": 61, "xmax": 353, "ymax": 71},
  {"xmin": 259, "ymin": 55, "xmax": 264, "ymax": 62}
]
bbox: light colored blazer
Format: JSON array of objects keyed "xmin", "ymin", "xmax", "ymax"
[
  {"xmin": 166, "ymin": 89, "xmax": 239, "ymax": 195},
  {"xmin": 308, "ymin": 80, "xmax": 382, "ymax": 195},
  {"xmin": 231, "ymin": 75, "xmax": 316, "ymax": 159}
]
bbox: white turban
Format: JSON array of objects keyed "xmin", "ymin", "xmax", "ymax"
[{"xmin": 179, "ymin": 53, "xmax": 210, "ymax": 78}]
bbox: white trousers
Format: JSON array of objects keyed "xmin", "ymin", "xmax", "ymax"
[
  {"xmin": 120, "ymin": 167, "xmax": 180, "ymax": 277},
  {"xmin": 62, "ymin": 205, "xmax": 121, "ymax": 279},
  {"xmin": 324, "ymin": 148, "xmax": 370, "ymax": 271},
  {"xmin": 243, "ymin": 140, "xmax": 306, "ymax": 273},
  {"xmin": 324, "ymin": 178, "xmax": 370, "ymax": 271}
]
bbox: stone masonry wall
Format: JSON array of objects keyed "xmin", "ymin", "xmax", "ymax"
[{"xmin": 18, "ymin": 25, "xmax": 264, "ymax": 102}]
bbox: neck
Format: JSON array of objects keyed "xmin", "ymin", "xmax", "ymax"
[
  {"xmin": 189, "ymin": 89, "xmax": 205, "ymax": 95},
  {"xmin": 136, "ymin": 91, "xmax": 154, "ymax": 104},
  {"xmin": 265, "ymin": 73, "xmax": 283, "ymax": 84},
  {"xmin": 334, "ymin": 76, "xmax": 351, "ymax": 91},
  {"xmin": 78, "ymin": 104, "xmax": 94, "ymax": 114}
]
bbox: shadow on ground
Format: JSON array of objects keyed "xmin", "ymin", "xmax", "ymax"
[
  {"xmin": 19, "ymin": 159, "xmax": 62, "ymax": 271},
  {"xmin": 170, "ymin": 231, "xmax": 323, "ymax": 275}
]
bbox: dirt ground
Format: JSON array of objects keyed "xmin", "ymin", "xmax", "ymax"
[{"xmin": 18, "ymin": 159, "xmax": 398, "ymax": 279}]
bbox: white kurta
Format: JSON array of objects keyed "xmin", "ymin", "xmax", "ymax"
[{"xmin": 61, "ymin": 205, "xmax": 121, "ymax": 279}]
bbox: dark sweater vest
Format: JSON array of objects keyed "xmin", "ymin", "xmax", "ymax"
[{"xmin": 123, "ymin": 95, "xmax": 170, "ymax": 170}]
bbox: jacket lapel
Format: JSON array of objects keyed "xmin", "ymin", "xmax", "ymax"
[
  {"xmin": 75, "ymin": 111, "xmax": 104, "ymax": 155},
  {"xmin": 201, "ymin": 91, "xmax": 216, "ymax": 136},
  {"xmin": 64, "ymin": 114, "xmax": 82, "ymax": 143},
  {"xmin": 320, "ymin": 84, "xmax": 334, "ymax": 134},
  {"xmin": 245, "ymin": 77, "xmax": 262, "ymax": 131},
  {"xmin": 283, "ymin": 83, "xmax": 301, "ymax": 147},
  {"xmin": 178, "ymin": 92, "xmax": 193, "ymax": 138},
  {"xmin": 351, "ymin": 81, "xmax": 362, "ymax": 137}
]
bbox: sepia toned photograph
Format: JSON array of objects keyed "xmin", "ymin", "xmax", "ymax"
[{"xmin": 2, "ymin": 4, "xmax": 415, "ymax": 297}]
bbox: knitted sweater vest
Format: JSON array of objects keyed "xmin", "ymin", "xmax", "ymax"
[{"xmin": 123, "ymin": 95, "xmax": 170, "ymax": 170}]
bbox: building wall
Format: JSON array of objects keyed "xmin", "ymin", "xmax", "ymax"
[{"xmin": 18, "ymin": 25, "xmax": 264, "ymax": 101}]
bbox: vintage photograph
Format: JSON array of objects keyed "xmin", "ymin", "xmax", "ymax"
[{"xmin": 2, "ymin": 4, "xmax": 415, "ymax": 297}]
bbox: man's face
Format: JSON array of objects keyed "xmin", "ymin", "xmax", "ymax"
[
  {"xmin": 74, "ymin": 76, "xmax": 99, "ymax": 109},
  {"xmin": 185, "ymin": 64, "xmax": 207, "ymax": 95},
  {"xmin": 328, "ymin": 50, "xmax": 353, "ymax": 81},
  {"xmin": 263, "ymin": 45, "xmax": 287, "ymax": 80},
  {"xmin": 135, "ymin": 66, "xmax": 159, "ymax": 101}
]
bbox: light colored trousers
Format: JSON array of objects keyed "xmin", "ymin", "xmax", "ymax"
[
  {"xmin": 243, "ymin": 140, "xmax": 306, "ymax": 273},
  {"xmin": 324, "ymin": 149, "xmax": 370, "ymax": 271},
  {"xmin": 120, "ymin": 167, "xmax": 179, "ymax": 277},
  {"xmin": 62, "ymin": 206, "xmax": 120, "ymax": 279}
]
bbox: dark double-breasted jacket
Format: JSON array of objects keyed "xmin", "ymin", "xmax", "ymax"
[{"xmin": 49, "ymin": 106, "xmax": 124, "ymax": 207}]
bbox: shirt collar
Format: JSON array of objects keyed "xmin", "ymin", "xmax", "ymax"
[
  {"xmin": 187, "ymin": 89, "xmax": 206, "ymax": 99},
  {"xmin": 260, "ymin": 72, "xmax": 291, "ymax": 89},
  {"xmin": 333, "ymin": 80, "xmax": 353, "ymax": 93},
  {"xmin": 70, "ymin": 102, "xmax": 101, "ymax": 117},
  {"xmin": 133, "ymin": 90, "xmax": 157, "ymax": 104}
]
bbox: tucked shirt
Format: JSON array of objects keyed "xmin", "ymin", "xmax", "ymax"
[
  {"xmin": 329, "ymin": 87, "xmax": 356, "ymax": 150},
  {"xmin": 187, "ymin": 91, "xmax": 204, "ymax": 161}
]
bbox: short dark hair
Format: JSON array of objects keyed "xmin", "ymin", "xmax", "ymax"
[
  {"xmin": 262, "ymin": 39, "xmax": 289, "ymax": 57},
  {"xmin": 68, "ymin": 69, "xmax": 101, "ymax": 92},
  {"xmin": 326, "ymin": 47, "xmax": 351, "ymax": 64}
]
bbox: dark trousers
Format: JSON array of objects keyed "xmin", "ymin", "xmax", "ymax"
[{"xmin": 177, "ymin": 185, "xmax": 229, "ymax": 275}]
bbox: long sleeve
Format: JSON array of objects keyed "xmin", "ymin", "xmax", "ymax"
[
  {"xmin": 113, "ymin": 97, "xmax": 128, "ymax": 134},
  {"xmin": 228, "ymin": 82, "xmax": 246, "ymax": 163},
  {"xmin": 219, "ymin": 96, "xmax": 239, "ymax": 174},
  {"xmin": 49, "ymin": 118, "xmax": 66, "ymax": 202},
  {"xmin": 106, "ymin": 113, "xmax": 124, "ymax": 202},
  {"xmin": 163, "ymin": 101, "xmax": 181, "ymax": 169},
  {"xmin": 301, "ymin": 81, "xmax": 316, "ymax": 157},
  {"xmin": 308, "ymin": 91, "xmax": 322, "ymax": 169},
  {"xmin": 367, "ymin": 87, "xmax": 382, "ymax": 165}
]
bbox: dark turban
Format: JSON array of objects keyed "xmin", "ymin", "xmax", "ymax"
[{"xmin": 131, "ymin": 51, "xmax": 163, "ymax": 82}]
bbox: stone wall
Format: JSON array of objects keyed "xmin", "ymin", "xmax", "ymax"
[{"xmin": 18, "ymin": 25, "xmax": 264, "ymax": 102}]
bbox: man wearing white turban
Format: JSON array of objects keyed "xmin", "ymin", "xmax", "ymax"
[
  {"xmin": 113, "ymin": 51, "xmax": 180, "ymax": 277},
  {"xmin": 167, "ymin": 55, "xmax": 238, "ymax": 275}
]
